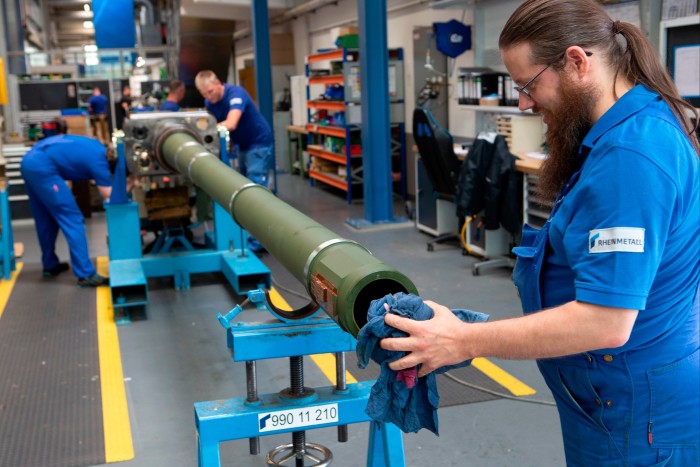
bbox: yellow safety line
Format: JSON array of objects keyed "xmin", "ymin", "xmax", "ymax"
[
  {"xmin": 96, "ymin": 256, "xmax": 135, "ymax": 462},
  {"xmin": 311, "ymin": 353, "xmax": 358, "ymax": 384},
  {"xmin": 268, "ymin": 287, "xmax": 358, "ymax": 385},
  {"xmin": 0, "ymin": 262, "xmax": 23, "ymax": 320},
  {"xmin": 471, "ymin": 357, "xmax": 536, "ymax": 396}
]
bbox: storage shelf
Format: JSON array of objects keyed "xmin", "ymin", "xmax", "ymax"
[
  {"xmin": 308, "ymin": 75, "xmax": 345, "ymax": 86},
  {"xmin": 306, "ymin": 124, "xmax": 350, "ymax": 138},
  {"xmin": 309, "ymin": 170, "xmax": 349, "ymax": 191},
  {"xmin": 308, "ymin": 145, "xmax": 360, "ymax": 164},
  {"xmin": 305, "ymin": 47, "xmax": 406, "ymax": 204},
  {"xmin": 459, "ymin": 105, "xmax": 532, "ymax": 114},
  {"xmin": 307, "ymin": 49, "xmax": 347, "ymax": 63},
  {"xmin": 307, "ymin": 100, "xmax": 346, "ymax": 111}
]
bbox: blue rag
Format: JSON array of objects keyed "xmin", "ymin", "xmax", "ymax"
[{"xmin": 356, "ymin": 292, "xmax": 489, "ymax": 435}]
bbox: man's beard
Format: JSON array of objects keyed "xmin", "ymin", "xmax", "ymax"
[{"xmin": 537, "ymin": 77, "xmax": 599, "ymax": 200}]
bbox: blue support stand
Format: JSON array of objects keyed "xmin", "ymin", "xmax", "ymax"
[
  {"xmin": 106, "ymin": 135, "xmax": 271, "ymax": 323},
  {"xmin": 0, "ymin": 184, "xmax": 17, "ymax": 280},
  {"xmin": 194, "ymin": 293, "xmax": 406, "ymax": 466}
]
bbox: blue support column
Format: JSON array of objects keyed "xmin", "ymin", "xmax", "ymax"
[
  {"xmin": 251, "ymin": 0, "xmax": 277, "ymax": 193},
  {"xmin": 349, "ymin": 0, "xmax": 405, "ymax": 229},
  {"xmin": 0, "ymin": 187, "xmax": 16, "ymax": 279}
]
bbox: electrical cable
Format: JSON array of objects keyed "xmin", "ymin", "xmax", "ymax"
[
  {"xmin": 442, "ymin": 371, "xmax": 557, "ymax": 407},
  {"xmin": 460, "ymin": 214, "xmax": 477, "ymax": 255},
  {"xmin": 271, "ymin": 276, "xmax": 311, "ymax": 301}
]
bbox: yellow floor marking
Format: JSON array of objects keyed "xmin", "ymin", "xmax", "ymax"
[
  {"xmin": 96, "ymin": 257, "xmax": 135, "ymax": 462},
  {"xmin": 269, "ymin": 287, "xmax": 358, "ymax": 385},
  {"xmin": 471, "ymin": 357, "xmax": 536, "ymax": 396},
  {"xmin": 0, "ymin": 262, "xmax": 23, "ymax": 320}
]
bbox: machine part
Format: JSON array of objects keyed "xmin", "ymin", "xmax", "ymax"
[
  {"xmin": 246, "ymin": 361, "xmax": 261, "ymax": 455},
  {"xmin": 335, "ymin": 352, "xmax": 349, "ymax": 443},
  {"xmin": 263, "ymin": 290, "xmax": 322, "ymax": 322},
  {"xmin": 122, "ymin": 111, "xmax": 220, "ymax": 175},
  {"xmin": 265, "ymin": 442, "xmax": 332, "ymax": 467},
  {"xmin": 124, "ymin": 113, "xmax": 418, "ymax": 336}
]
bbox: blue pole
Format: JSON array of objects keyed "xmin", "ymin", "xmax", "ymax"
[
  {"xmin": 251, "ymin": 0, "xmax": 277, "ymax": 192},
  {"xmin": 358, "ymin": 0, "xmax": 393, "ymax": 223}
]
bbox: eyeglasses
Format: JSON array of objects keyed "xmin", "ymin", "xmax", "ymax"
[
  {"xmin": 513, "ymin": 64, "xmax": 550, "ymax": 99},
  {"xmin": 513, "ymin": 51, "xmax": 593, "ymax": 99}
]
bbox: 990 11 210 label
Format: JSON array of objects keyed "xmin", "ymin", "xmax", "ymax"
[{"xmin": 257, "ymin": 403, "xmax": 339, "ymax": 433}]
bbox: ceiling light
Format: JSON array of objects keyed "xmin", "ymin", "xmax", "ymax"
[
  {"xmin": 84, "ymin": 3, "xmax": 90, "ymax": 11},
  {"xmin": 83, "ymin": 21, "xmax": 94, "ymax": 29}
]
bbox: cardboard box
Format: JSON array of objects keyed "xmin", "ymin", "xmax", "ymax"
[
  {"xmin": 310, "ymin": 157, "xmax": 337, "ymax": 173},
  {"xmin": 61, "ymin": 115, "xmax": 91, "ymax": 136},
  {"xmin": 270, "ymin": 33, "xmax": 295, "ymax": 65}
]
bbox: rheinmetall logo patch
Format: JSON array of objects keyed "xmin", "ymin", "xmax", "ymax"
[{"xmin": 589, "ymin": 227, "xmax": 645, "ymax": 254}]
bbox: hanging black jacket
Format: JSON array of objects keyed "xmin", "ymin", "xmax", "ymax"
[{"xmin": 455, "ymin": 134, "xmax": 522, "ymax": 235}]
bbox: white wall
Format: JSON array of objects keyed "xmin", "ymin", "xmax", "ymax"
[{"xmin": 233, "ymin": 0, "xmax": 483, "ymax": 138}]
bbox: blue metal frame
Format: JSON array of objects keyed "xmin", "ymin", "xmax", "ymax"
[
  {"xmin": 195, "ymin": 294, "xmax": 406, "ymax": 467},
  {"xmin": 195, "ymin": 384, "xmax": 405, "ymax": 467},
  {"xmin": 106, "ymin": 135, "xmax": 271, "ymax": 323},
  {"xmin": 0, "ymin": 187, "xmax": 17, "ymax": 280}
]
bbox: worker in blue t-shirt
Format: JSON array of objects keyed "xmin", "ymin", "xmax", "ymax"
[
  {"xmin": 381, "ymin": 1, "xmax": 699, "ymax": 466},
  {"xmin": 21, "ymin": 134, "xmax": 113, "ymax": 287},
  {"xmin": 159, "ymin": 79, "xmax": 185, "ymax": 112},
  {"xmin": 195, "ymin": 70, "xmax": 274, "ymax": 253},
  {"xmin": 88, "ymin": 87, "xmax": 110, "ymax": 144}
]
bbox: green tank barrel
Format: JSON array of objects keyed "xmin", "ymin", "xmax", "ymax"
[{"xmin": 157, "ymin": 128, "xmax": 417, "ymax": 336}]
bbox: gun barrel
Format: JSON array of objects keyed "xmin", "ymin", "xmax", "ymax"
[{"xmin": 159, "ymin": 130, "xmax": 417, "ymax": 336}]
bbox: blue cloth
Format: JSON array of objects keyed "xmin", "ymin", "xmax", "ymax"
[
  {"xmin": 512, "ymin": 85, "xmax": 699, "ymax": 466},
  {"xmin": 21, "ymin": 135, "xmax": 111, "ymax": 278},
  {"xmin": 88, "ymin": 94, "xmax": 108, "ymax": 115},
  {"xmin": 204, "ymin": 84, "xmax": 273, "ymax": 150},
  {"xmin": 159, "ymin": 100, "xmax": 180, "ymax": 112},
  {"xmin": 356, "ymin": 292, "xmax": 488, "ymax": 435}
]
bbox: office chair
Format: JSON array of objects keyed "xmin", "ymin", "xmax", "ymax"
[{"xmin": 412, "ymin": 107, "xmax": 465, "ymax": 252}]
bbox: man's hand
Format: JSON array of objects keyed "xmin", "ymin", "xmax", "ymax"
[{"xmin": 380, "ymin": 301, "xmax": 472, "ymax": 377}]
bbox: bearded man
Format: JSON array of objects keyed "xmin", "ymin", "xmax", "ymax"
[{"xmin": 379, "ymin": 1, "xmax": 700, "ymax": 465}]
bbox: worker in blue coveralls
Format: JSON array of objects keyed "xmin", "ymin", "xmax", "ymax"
[
  {"xmin": 159, "ymin": 79, "xmax": 185, "ymax": 112},
  {"xmin": 88, "ymin": 87, "xmax": 110, "ymax": 144},
  {"xmin": 195, "ymin": 69, "xmax": 274, "ymax": 253},
  {"xmin": 21, "ymin": 134, "xmax": 113, "ymax": 287},
  {"xmin": 381, "ymin": 1, "xmax": 699, "ymax": 466}
]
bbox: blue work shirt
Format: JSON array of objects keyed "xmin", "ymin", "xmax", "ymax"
[
  {"xmin": 159, "ymin": 100, "xmax": 180, "ymax": 112},
  {"xmin": 541, "ymin": 85, "xmax": 700, "ymax": 355},
  {"xmin": 29, "ymin": 135, "xmax": 112, "ymax": 186},
  {"xmin": 88, "ymin": 94, "xmax": 108, "ymax": 115},
  {"xmin": 204, "ymin": 84, "xmax": 273, "ymax": 150}
]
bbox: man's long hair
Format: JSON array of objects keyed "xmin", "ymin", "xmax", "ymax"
[{"xmin": 498, "ymin": 0, "xmax": 700, "ymax": 157}]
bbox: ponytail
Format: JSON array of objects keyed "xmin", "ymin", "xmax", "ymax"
[{"xmin": 614, "ymin": 21, "xmax": 700, "ymax": 154}]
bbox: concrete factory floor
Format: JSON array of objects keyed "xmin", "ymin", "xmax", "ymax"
[{"xmin": 10, "ymin": 172, "xmax": 564, "ymax": 467}]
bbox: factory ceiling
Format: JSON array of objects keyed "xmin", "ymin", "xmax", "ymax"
[{"xmin": 42, "ymin": 0, "xmax": 311, "ymax": 50}]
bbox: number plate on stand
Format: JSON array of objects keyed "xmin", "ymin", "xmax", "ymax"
[{"xmin": 257, "ymin": 403, "xmax": 339, "ymax": 433}]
